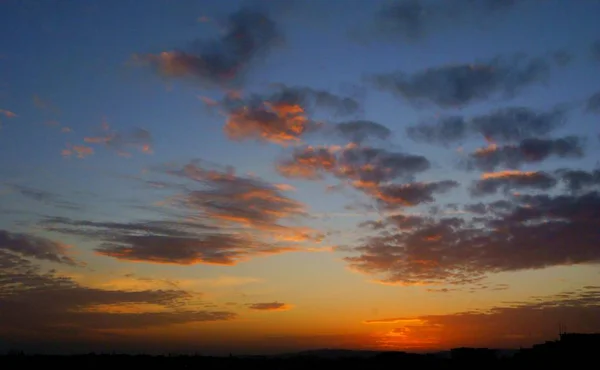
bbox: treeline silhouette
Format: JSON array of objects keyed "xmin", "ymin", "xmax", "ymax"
[{"xmin": 2, "ymin": 333, "xmax": 598, "ymax": 369}]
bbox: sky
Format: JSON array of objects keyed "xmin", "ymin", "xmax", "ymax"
[{"xmin": 1, "ymin": 0, "xmax": 600, "ymax": 355}]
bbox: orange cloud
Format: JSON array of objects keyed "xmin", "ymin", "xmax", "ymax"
[
  {"xmin": 364, "ymin": 287, "xmax": 600, "ymax": 350},
  {"xmin": 224, "ymin": 101, "xmax": 310, "ymax": 145},
  {"xmin": 0, "ymin": 109, "xmax": 17, "ymax": 118},
  {"xmin": 62, "ymin": 144, "xmax": 94, "ymax": 159},
  {"xmin": 481, "ymin": 170, "xmax": 537, "ymax": 179}
]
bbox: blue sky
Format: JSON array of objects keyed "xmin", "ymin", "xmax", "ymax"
[{"xmin": 1, "ymin": 0, "xmax": 600, "ymax": 354}]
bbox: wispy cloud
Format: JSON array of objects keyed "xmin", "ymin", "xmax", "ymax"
[{"xmin": 248, "ymin": 302, "xmax": 292, "ymax": 311}]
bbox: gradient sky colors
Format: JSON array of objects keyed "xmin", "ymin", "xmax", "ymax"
[{"xmin": 1, "ymin": 0, "xmax": 600, "ymax": 355}]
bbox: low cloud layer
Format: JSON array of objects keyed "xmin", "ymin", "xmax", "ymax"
[
  {"xmin": 365, "ymin": 286, "xmax": 600, "ymax": 350},
  {"xmin": 0, "ymin": 230, "xmax": 78, "ymax": 266},
  {"xmin": 344, "ymin": 190, "xmax": 600, "ymax": 285},
  {"xmin": 0, "ymin": 251, "xmax": 235, "ymax": 340}
]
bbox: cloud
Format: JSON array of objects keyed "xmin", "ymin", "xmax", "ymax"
[
  {"xmin": 136, "ymin": 8, "xmax": 281, "ymax": 88},
  {"xmin": 364, "ymin": 287, "xmax": 600, "ymax": 350},
  {"xmin": 84, "ymin": 124, "xmax": 153, "ymax": 156},
  {"xmin": 555, "ymin": 169, "xmax": 600, "ymax": 193},
  {"xmin": 62, "ymin": 144, "xmax": 94, "ymax": 159},
  {"xmin": 3, "ymin": 183, "xmax": 81, "ymax": 210},
  {"xmin": 344, "ymin": 191, "xmax": 600, "ymax": 285},
  {"xmin": 465, "ymin": 136, "xmax": 584, "ymax": 171},
  {"xmin": 0, "ymin": 252, "xmax": 235, "ymax": 339},
  {"xmin": 0, "ymin": 230, "xmax": 78, "ymax": 266},
  {"xmin": 373, "ymin": 180, "xmax": 459, "ymax": 208},
  {"xmin": 334, "ymin": 120, "xmax": 391, "ymax": 143},
  {"xmin": 372, "ymin": 0, "xmax": 519, "ymax": 42},
  {"xmin": 470, "ymin": 106, "xmax": 566, "ymax": 143},
  {"xmin": 220, "ymin": 85, "xmax": 359, "ymax": 145},
  {"xmin": 44, "ymin": 161, "xmax": 321, "ymax": 265},
  {"xmin": 248, "ymin": 302, "xmax": 292, "ymax": 311},
  {"xmin": 0, "ymin": 109, "xmax": 17, "ymax": 118},
  {"xmin": 407, "ymin": 106, "xmax": 566, "ymax": 146},
  {"xmin": 407, "ymin": 116, "xmax": 468, "ymax": 146},
  {"xmin": 371, "ymin": 55, "xmax": 550, "ymax": 108},
  {"xmin": 470, "ymin": 170, "xmax": 557, "ymax": 196},
  {"xmin": 586, "ymin": 91, "xmax": 600, "ymax": 113},
  {"xmin": 278, "ymin": 145, "xmax": 430, "ymax": 187}
]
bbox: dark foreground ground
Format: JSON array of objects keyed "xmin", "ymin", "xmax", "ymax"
[{"xmin": 1, "ymin": 345, "xmax": 597, "ymax": 370}]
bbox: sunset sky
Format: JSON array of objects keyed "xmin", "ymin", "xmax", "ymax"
[{"xmin": 1, "ymin": 0, "xmax": 600, "ymax": 355}]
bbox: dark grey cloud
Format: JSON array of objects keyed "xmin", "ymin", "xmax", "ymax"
[
  {"xmin": 372, "ymin": 55, "xmax": 550, "ymax": 108},
  {"xmin": 247, "ymin": 302, "xmax": 291, "ymax": 311},
  {"xmin": 586, "ymin": 91, "xmax": 600, "ymax": 114},
  {"xmin": 465, "ymin": 136, "xmax": 584, "ymax": 171},
  {"xmin": 471, "ymin": 106, "xmax": 566, "ymax": 142},
  {"xmin": 0, "ymin": 230, "xmax": 78, "ymax": 266},
  {"xmin": 0, "ymin": 252, "xmax": 235, "ymax": 339},
  {"xmin": 463, "ymin": 202, "xmax": 487, "ymax": 214},
  {"xmin": 138, "ymin": 8, "xmax": 281, "ymax": 88},
  {"xmin": 375, "ymin": 180, "xmax": 460, "ymax": 208},
  {"xmin": 470, "ymin": 171, "xmax": 557, "ymax": 196},
  {"xmin": 407, "ymin": 116, "xmax": 468, "ymax": 145},
  {"xmin": 556, "ymin": 169, "xmax": 600, "ymax": 193},
  {"xmin": 277, "ymin": 145, "xmax": 430, "ymax": 187},
  {"xmin": 407, "ymin": 106, "xmax": 565, "ymax": 145},
  {"xmin": 264, "ymin": 84, "xmax": 361, "ymax": 116},
  {"xmin": 334, "ymin": 120, "xmax": 391, "ymax": 144},
  {"xmin": 344, "ymin": 191, "xmax": 600, "ymax": 285}
]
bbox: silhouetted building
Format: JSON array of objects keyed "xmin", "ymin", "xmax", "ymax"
[{"xmin": 450, "ymin": 347, "xmax": 497, "ymax": 362}]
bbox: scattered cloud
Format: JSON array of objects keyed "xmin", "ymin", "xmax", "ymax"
[
  {"xmin": 248, "ymin": 302, "xmax": 292, "ymax": 311},
  {"xmin": 465, "ymin": 136, "xmax": 584, "ymax": 171},
  {"xmin": 555, "ymin": 168, "xmax": 600, "ymax": 193},
  {"xmin": 220, "ymin": 84, "xmax": 359, "ymax": 145},
  {"xmin": 371, "ymin": 55, "xmax": 550, "ymax": 108},
  {"xmin": 135, "ymin": 8, "xmax": 281, "ymax": 88},
  {"xmin": 62, "ymin": 144, "xmax": 94, "ymax": 159},
  {"xmin": 586, "ymin": 91, "xmax": 600, "ymax": 113},
  {"xmin": 0, "ymin": 109, "xmax": 17, "ymax": 118},
  {"xmin": 84, "ymin": 123, "xmax": 153, "ymax": 156},
  {"xmin": 373, "ymin": 180, "xmax": 459, "ymax": 208},
  {"xmin": 470, "ymin": 171, "xmax": 557, "ymax": 196},
  {"xmin": 333, "ymin": 120, "xmax": 391, "ymax": 144},
  {"xmin": 0, "ymin": 251, "xmax": 235, "ymax": 339},
  {"xmin": 0, "ymin": 230, "xmax": 79, "ymax": 266},
  {"xmin": 407, "ymin": 106, "xmax": 566, "ymax": 146},
  {"xmin": 344, "ymin": 191, "xmax": 600, "ymax": 285},
  {"xmin": 43, "ymin": 160, "xmax": 322, "ymax": 265},
  {"xmin": 371, "ymin": 0, "xmax": 520, "ymax": 42}
]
